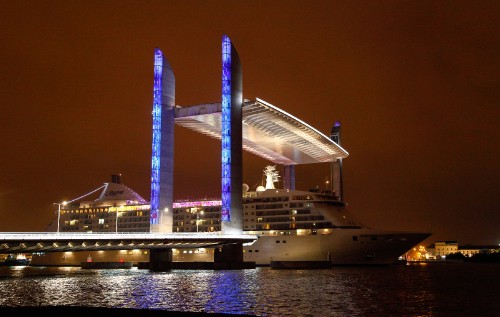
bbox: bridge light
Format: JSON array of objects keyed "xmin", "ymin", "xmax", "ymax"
[{"xmin": 54, "ymin": 201, "xmax": 68, "ymax": 233}]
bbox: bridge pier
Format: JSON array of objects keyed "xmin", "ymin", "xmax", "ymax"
[
  {"xmin": 214, "ymin": 243, "xmax": 254, "ymax": 270},
  {"xmin": 149, "ymin": 248, "xmax": 173, "ymax": 272}
]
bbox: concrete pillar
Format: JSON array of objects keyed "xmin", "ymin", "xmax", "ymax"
[
  {"xmin": 149, "ymin": 248, "xmax": 173, "ymax": 272},
  {"xmin": 283, "ymin": 165, "xmax": 295, "ymax": 190},
  {"xmin": 331, "ymin": 159, "xmax": 343, "ymax": 199},
  {"xmin": 214, "ymin": 243, "xmax": 246, "ymax": 270},
  {"xmin": 150, "ymin": 48, "xmax": 175, "ymax": 233},
  {"xmin": 330, "ymin": 121, "xmax": 343, "ymax": 200}
]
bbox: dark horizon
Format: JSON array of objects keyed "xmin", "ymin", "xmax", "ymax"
[{"xmin": 0, "ymin": 1, "xmax": 498, "ymax": 246}]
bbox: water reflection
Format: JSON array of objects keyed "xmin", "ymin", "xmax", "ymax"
[
  {"xmin": 204, "ymin": 270, "xmax": 258, "ymax": 314},
  {"xmin": 0, "ymin": 264, "xmax": 499, "ymax": 316}
]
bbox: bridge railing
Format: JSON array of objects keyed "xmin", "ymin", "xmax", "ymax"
[{"xmin": 0, "ymin": 232, "xmax": 258, "ymax": 241}]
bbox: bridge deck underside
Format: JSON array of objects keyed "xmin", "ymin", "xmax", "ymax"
[
  {"xmin": 0, "ymin": 234, "xmax": 257, "ymax": 254},
  {"xmin": 174, "ymin": 99, "xmax": 348, "ymax": 165},
  {"xmin": 1, "ymin": 241, "xmax": 232, "ymax": 253}
]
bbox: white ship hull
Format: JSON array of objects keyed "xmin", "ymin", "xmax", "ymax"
[{"xmin": 244, "ymin": 229, "xmax": 429, "ymax": 266}]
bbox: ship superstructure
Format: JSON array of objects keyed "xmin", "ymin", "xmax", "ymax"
[{"xmin": 47, "ymin": 175, "xmax": 150, "ymax": 233}]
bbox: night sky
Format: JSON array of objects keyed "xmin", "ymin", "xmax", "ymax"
[{"xmin": 1, "ymin": 1, "xmax": 498, "ymax": 246}]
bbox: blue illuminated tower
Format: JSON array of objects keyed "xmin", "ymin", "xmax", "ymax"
[
  {"xmin": 221, "ymin": 35, "xmax": 243, "ymax": 234},
  {"xmin": 150, "ymin": 48, "xmax": 175, "ymax": 233}
]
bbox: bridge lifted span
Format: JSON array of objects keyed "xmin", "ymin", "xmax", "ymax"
[{"xmin": 175, "ymin": 98, "xmax": 348, "ymax": 165}]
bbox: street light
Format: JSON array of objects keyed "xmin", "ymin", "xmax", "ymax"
[
  {"xmin": 116, "ymin": 206, "xmax": 124, "ymax": 233},
  {"xmin": 53, "ymin": 201, "xmax": 67, "ymax": 233},
  {"xmin": 190, "ymin": 208, "xmax": 204, "ymax": 232},
  {"xmin": 196, "ymin": 210, "xmax": 204, "ymax": 233}
]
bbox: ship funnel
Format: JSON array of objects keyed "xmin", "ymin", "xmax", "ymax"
[{"xmin": 330, "ymin": 121, "xmax": 343, "ymax": 200}]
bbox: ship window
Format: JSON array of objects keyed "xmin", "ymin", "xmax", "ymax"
[
  {"xmin": 352, "ymin": 236, "xmax": 358, "ymax": 241},
  {"xmin": 283, "ymin": 240, "xmax": 287, "ymax": 243},
  {"xmin": 255, "ymin": 250, "xmax": 259, "ymax": 252},
  {"xmin": 248, "ymin": 250, "xmax": 252, "ymax": 252},
  {"xmin": 276, "ymin": 240, "xmax": 280, "ymax": 243}
]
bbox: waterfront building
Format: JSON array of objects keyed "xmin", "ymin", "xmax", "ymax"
[
  {"xmin": 406, "ymin": 242, "xmax": 499, "ymax": 261},
  {"xmin": 432, "ymin": 241, "xmax": 459, "ymax": 259},
  {"xmin": 458, "ymin": 245, "xmax": 499, "ymax": 257}
]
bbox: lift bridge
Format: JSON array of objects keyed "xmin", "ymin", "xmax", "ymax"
[{"xmin": 0, "ymin": 36, "xmax": 347, "ymax": 270}]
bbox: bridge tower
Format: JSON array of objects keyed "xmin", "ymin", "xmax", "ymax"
[
  {"xmin": 221, "ymin": 35, "xmax": 243, "ymax": 234},
  {"xmin": 150, "ymin": 48, "xmax": 175, "ymax": 233},
  {"xmin": 330, "ymin": 121, "xmax": 343, "ymax": 200},
  {"xmin": 149, "ymin": 37, "xmax": 244, "ymax": 235}
]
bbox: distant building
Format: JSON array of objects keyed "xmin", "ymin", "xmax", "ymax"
[
  {"xmin": 406, "ymin": 241, "xmax": 499, "ymax": 261},
  {"xmin": 432, "ymin": 241, "xmax": 458, "ymax": 259},
  {"xmin": 458, "ymin": 245, "xmax": 499, "ymax": 257}
]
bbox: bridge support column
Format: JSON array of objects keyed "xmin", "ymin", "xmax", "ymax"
[
  {"xmin": 214, "ymin": 243, "xmax": 254, "ymax": 270},
  {"xmin": 283, "ymin": 165, "xmax": 295, "ymax": 190},
  {"xmin": 221, "ymin": 35, "xmax": 243, "ymax": 235},
  {"xmin": 150, "ymin": 48, "xmax": 175, "ymax": 233},
  {"xmin": 149, "ymin": 248, "xmax": 172, "ymax": 272},
  {"xmin": 330, "ymin": 121, "xmax": 343, "ymax": 200}
]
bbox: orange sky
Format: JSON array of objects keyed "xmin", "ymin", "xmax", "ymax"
[{"xmin": 0, "ymin": 1, "xmax": 498, "ymax": 246}]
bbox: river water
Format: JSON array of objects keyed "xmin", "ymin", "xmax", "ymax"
[{"xmin": 0, "ymin": 262, "xmax": 498, "ymax": 316}]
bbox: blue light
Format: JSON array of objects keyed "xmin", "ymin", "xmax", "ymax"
[
  {"xmin": 150, "ymin": 48, "xmax": 163, "ymax": 225},
  {"xmin": 221, "ymin": 35, "xmax": 231, "ymax": 222}
]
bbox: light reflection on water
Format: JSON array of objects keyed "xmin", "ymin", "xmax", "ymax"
[{"xmin": 0, "ymin": 263, "xmax": 499, "ymax": 316}]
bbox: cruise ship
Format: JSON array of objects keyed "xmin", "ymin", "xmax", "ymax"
[
  {"xmin": 30, "ymin": 169, "xmax": 430, "ymax": 267},
  {"xmin": 240, "ymin": 186, "xmax": 430, "ymax": 266}
]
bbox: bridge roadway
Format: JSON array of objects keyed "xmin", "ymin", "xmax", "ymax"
[{"xmin": 0, "ymin": 232, "xmax": 258, "ymax": 254}]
